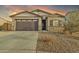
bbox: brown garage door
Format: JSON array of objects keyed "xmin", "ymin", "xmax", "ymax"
[{"xmin": 16, "ymin": 19, "xmax": 38, "ymax": 31}]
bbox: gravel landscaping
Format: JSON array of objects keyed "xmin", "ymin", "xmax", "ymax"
[{"xmin": 36, "ymin": 32, "xmax": 79, "ymax": 53}]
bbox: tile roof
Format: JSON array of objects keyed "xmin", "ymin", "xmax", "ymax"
[
  {"xmin": 32, "ymin": 9, "xmax": 53, "ymax": 15},
  {"xmin": 10, "ymin": 10, "xmax": 41, "ymax": 17}
]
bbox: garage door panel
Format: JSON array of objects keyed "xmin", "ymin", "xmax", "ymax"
[{"xmin": 16, "ymin": 19, "xmax": 38, "ymax": 31}]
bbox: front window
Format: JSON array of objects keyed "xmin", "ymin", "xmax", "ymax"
[
  {"xmin": 53, "ymin": 20, "xmax": 59, "ymax": 26},
  {"xmin": 50, "ymin": 20, "xmax": 53, "ymax": 26},
  {"xmin": 50, "ymin": 20, "xmax": 59, "ymax": 27}
]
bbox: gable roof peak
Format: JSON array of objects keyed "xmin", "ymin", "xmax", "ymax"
[
  {"xmin": 10, "ymin": 10, "xmax": 41, "ymax": 17},
  {"xmin": 32, "ymin": 9, "xmax": 53, "ymax": 15}
]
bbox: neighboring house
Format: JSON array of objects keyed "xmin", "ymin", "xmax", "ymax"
[
  {"xmin": 0, "ymin": 17, "xmax": 8, "ymax": 26},
  {"xmin": 0, "ymin": 17, "xmax": 12, "ymax": 31},
  {"xmin": 10, "ymin": 9, "xmax": 65, "ymax": 32},
  {"xmin": 2, "ymin": 22, "xmax": 12, "ymax": 31}
]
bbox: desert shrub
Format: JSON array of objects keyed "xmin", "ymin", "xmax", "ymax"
[{"xmin": 65, "ymin": 11, "xmax": 79, "ymax": 34}]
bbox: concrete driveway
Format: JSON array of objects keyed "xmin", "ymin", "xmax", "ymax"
[{"xmin": 0, "ymin": 31, "xmax": 38, "ymax": 53}]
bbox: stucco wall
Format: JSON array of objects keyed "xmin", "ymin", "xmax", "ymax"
[
  {"xmin": 47, "ymin": 16, "xmax": 65, "ymax": 33},
  {"xmin": 11, "ymin": 12, "xmax": 65, "ymax": 32}
]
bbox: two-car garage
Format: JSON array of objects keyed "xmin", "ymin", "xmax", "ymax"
[
  {"xmin": 16, "ymin": 19, "xmax": 38, "ymax": 31},
  {"xmin": 10, "ymin": 11, "xmax": 41, "ymax": 31}
]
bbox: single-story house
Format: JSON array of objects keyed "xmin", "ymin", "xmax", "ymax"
[{"xmin": 10, "ymin": 9, "xmax": 65, "ymax": 32}]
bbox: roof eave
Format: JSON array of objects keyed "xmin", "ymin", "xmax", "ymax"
[{"xmin": 9, "ymin": 11, "xmax": 41, "ymax": 18}]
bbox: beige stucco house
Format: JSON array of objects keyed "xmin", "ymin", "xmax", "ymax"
[{"xmin": 10, "ymin": 9, "xmax": 65, "ymax": 32}]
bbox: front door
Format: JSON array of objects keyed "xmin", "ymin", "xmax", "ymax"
[
  {"xmin": 42, "ymin": 16, "xmax": 47, "ymax": 30},
  {"xmin": 42, "ymin": 20, "xmax": 46, "ymax": 30}
]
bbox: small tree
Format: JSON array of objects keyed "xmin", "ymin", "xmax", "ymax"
[{"xmin": 65, "ymin": 11, "xmax": 79, "ymax": 34}]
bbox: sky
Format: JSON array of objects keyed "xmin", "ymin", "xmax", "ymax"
[{"xmin": 0, "ymin": 5, "xmax": 79, "ymax": 22}]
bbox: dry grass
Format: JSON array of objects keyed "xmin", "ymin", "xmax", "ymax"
[
  {"xmin": 72, "ymin": 32, "xmax": 79, "ymax": 38},
  {"xmin": 36, "ymin": 32, "xmax": 79, "ymax": 53}
]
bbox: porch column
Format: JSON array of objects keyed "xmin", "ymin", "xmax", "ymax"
[
  {"xmin": 38, "ymin": 17, "xmax": 42, "ymax": 31},
  {"xmin": 47, "ymin": 17, "xmax": 50, "ymax": 31},
  {"xmin": 12, "ymin": 18, "xmax": 16, "ymax": 31}
]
